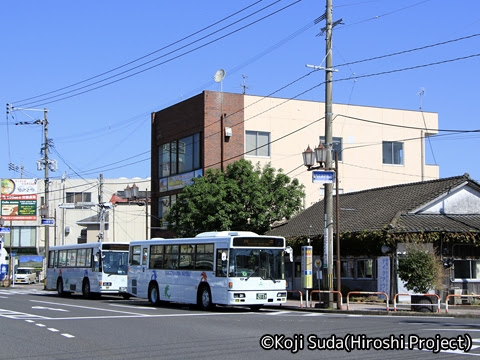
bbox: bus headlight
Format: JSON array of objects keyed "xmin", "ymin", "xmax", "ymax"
[
  {"xmin": 277, "ymin": 292, "xmax": 287, "ymax": 297},
  {"xmin": 233, "ymin": 293, "xmax": 246, "ymax": 298},
  {"xmin": 103, "ymin": 282, "xmax": 112, "ymax": 287}
]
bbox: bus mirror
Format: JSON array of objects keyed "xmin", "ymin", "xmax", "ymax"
[
  {"xmin": 285, "ymin": 246, "xmax": 293, "ymax": 262},
  {"xmin": 221, "ymin": 251, "xmax": 227, "ymax": 261}
]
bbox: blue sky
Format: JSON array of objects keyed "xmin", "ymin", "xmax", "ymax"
[{"xmin": 1, "ymin": 0, "xmax": 479, "ymax": 184}]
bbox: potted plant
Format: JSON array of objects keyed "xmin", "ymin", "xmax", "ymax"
[{"xmin": 397, "ymin": 244, "xmax": 442, "ymax": 312}]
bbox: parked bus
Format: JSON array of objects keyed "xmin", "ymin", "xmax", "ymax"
[
  {"xmin": 46, "ymin": 242, "xmax": 130, "ymax": 299},
  {"xmin": 127, "ymin": 231, "xmax": 291, "ymax": 310}
]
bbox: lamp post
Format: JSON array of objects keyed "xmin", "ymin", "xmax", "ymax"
[
  {"xmin": 124, "ymin": 184, "xmax": 149, "ymax": 240},
  {"xmin": 302, "ymin": 143, "xmax": 341, "ymax": 309}
]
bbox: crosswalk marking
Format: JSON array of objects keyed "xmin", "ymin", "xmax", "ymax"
[{"xmin": 0, "ymin": 308, "xmax": 49, "ymax": 320}]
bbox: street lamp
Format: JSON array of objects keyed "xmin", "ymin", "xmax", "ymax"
[
  {"xmin": 124, "ymin": 184, "xmax": 149, "ymax": 240},
  {"xmin": 302, "ymin": 143, "xmax": 341, "ymax": 309}
]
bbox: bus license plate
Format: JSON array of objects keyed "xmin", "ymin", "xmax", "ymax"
[{"xmin": 256, "ymin": 293, "xmax": 267, "ymax": 300}]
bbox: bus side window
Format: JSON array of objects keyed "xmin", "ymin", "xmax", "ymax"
[
  {"xmin": 142, "ymin": 248, "xmax": 148, "ymax": 266},
  {"xmin": 130, "ymin": 245, "xmax": 141, "ymax": 265},
  {"xmin": 216, "ymin": 250, "xmax": 228, "ymax": 277}
]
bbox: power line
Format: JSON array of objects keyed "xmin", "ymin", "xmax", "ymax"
[
  {"xmin": 15, "ymin": 1, "xmax": 301, "ymax": 108},
  {"xmin": 12, "ymin": 1, "xmax": 265, "ymax": 105}
]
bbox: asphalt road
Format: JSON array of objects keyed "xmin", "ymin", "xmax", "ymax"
[{"xmin": 1, "ymin": 284, "xmax": 479, "ymax": 359}]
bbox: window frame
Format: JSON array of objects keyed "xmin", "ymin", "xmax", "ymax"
[
  {"xmin": 245, "ymin": 130, "xmax": 271, "ymax": 157},
  {"xmin": 382, "ymin": 141, "xmax": 404, "ymax": 165},
  {"xmin": 320, "ymin": 136, "xmax": 343, "ymax": 161}
]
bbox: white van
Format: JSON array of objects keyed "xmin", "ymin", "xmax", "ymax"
[{"xmin": 14, "ymin": 267, "xmax": 37, "ymax": 284}]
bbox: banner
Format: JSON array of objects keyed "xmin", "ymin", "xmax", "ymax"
[{"xmin": 1, "ymin": 178, "xmax": 38, "ymax": 221}]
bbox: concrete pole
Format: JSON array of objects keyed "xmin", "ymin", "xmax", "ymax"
[
  {"xmin": 324, "ymin": 0, "xmax": 334, "ymax": 307},
  {"xmin": 43, "ymin": 108, "xmax": 49, "ymax": 287}
]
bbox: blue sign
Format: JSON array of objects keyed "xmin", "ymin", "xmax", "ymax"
[
  {"xmin": 0, "ymin": 227, "xmax": 10, "ymax": 233},
  {"xmin": 312, "ymin": 170, "xmax": 335, "ymax": 184},
  {"xmin": 41, "ymin": 218, "xmax": 55, "ymax": 226},
  {"xmin": 0, "ymin": 264, "xmax": 8, "ymax": 281}
]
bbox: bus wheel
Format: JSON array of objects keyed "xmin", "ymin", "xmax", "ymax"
[
  {"xmin": 198, "ymin": 285, "xmax": 213, "ymax": 311},
  {"xmin": 57, "ymin": 279, "xmax": 64, "ymax": 296},
  {"xmin": 82, "ymin": 279, "xmax": 91, "ymax": 299},
  {"xmin": 148, "ymin": 283, "xmax": 160, "ymax": 306}
]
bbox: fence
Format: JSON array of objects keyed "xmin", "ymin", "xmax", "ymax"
[
  {"xmin": 346, "ymin": 291, "xmax": 389, "ymax": 311},
  {"xmin": 393, "ymin": 293, "xmax": 440, "ymax": 313},
  {"xmin": 445, "ymin": 294, "xmax": 480, "ymax": 313},
  {"xmin": 309, "ymin": 290, "xmax": 343, "ymax": 310},
  {"xmin": 286, "ymin": 290, "xmax": 304, "ymax": 308}
]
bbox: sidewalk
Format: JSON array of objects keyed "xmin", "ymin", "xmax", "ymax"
[{"xmin": 270, "ymin": 298, "xmax": 480, "ymax": 318}]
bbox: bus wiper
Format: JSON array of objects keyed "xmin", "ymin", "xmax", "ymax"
[
  {"xmin": 268, "ymin": 274, "xmax": 277, "ymax": 283},
  {"xmin": 245, "ymin": 267, "xmax": 258, "ymax": 281}
]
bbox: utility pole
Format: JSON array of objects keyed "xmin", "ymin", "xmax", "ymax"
[
  {"xmin": 145, "ymin": 188, "xmax": 149, "ymax": 240},
  {"xmin": 7, "ymin": 105, "xmax": 56, "ymax": 287},
  {"xmin": 98, "ymin": 174, "xmax": 105, "ymax": 242},
  {"xmin": 43, "ymin": 108, "xmax": 50, "ymax": 271},
  {"xmin": 324, "ymin": 0, "xmax": 334, "ymax": 308}
]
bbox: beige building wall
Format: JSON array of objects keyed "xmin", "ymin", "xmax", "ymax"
[
  {"xmin": 243, "ymin": 95, "xmax": 439, "ymax": 207},
  {"xmin": 37, "ymin": 177, "xmax": 150, "ymax": 248}
]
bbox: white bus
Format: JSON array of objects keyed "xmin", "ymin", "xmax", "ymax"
[
  {"xmin": 127, "ymin": 231, "xmax": 290, "ymax": 310},
  {"xmin": 46, "ymin": 242, "xmax": 130, "ymax": 299}
]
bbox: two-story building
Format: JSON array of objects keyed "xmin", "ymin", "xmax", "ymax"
[{"xmin": 150, "ymin": 90, "xmax": 439, "ymax": 237}]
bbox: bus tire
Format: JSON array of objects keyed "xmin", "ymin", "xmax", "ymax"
[
  {"xmin": 82, "ymin": 279, "xmax": 91, "ymax": 299},
  {"xmin": 197, "ymin": 285, "xmax": 213, "ymax": 311},
  {"xmin": 57, "ymin": 278, "xmax": 66, "ymax": 297},
  {"xmin": 148, "ymin": 283, "xmax": 161, "ymax": 306}
]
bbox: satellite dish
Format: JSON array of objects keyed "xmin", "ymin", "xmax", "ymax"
[{"xmin": 214, "ymin": 69, "xmax": 226, "ymax": 83}]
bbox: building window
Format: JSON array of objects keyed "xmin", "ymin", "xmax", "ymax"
[
  {"xmin": 383, "ymin": 141, "xmax": 403, "ymax": 165},
  {"xmin": 66, "ymin": 192, "xmax": 92, "ymax": 204},
  {"xmin": 356, "ymin": 259, "xmax": 373, "ymax": 279},
  {"xmin": 158, "ymin": 133, "xmax": 201, "ymax": 178},
  {"xmin": 3, "ymin": 226, "xmax": 36, "ymax": 247},
  {"xmin": 158, "ymin": 194, "xmax": 176, "ymax": 229},
  {"xmin": 245, "ymin": 131, "xmax": 270, "ymax": 157},
  {"xmin": 454, "ymin": 260, "xmax": 480, "ymax": 280},
  {"xmin": 320, "ymin": 136, "xmax": 343, "ymax": 161},
  {"xmin": 341, "ymin": 260, "xmax": 355, "ymax": 278}
]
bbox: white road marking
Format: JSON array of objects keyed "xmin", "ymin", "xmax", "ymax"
[
  {"xmin": 30, "ymin": 299, "xmax": 150, "ymax": 316},
  {"xmin": 109, "ymin": 304, "xmax": 158, "ymax": 310},
  {"xmin": 32, "ymin": 306, "xmax": 69, "ymax": 312},
  {"xmin": 48, "ymin": 328, "xmax": 59, "ymax": 332},
  {"xmin": 61, "ymin": 334, "xmax": 75, "ymax": 338}
]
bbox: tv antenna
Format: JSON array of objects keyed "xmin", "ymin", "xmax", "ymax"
[
  {"xmin": 241, "ymin": 74, "xmax": 249, "ymax": 94},
  {"xmin": 213, "ymin": 69, "xmax": 226, "ymax": 92}
]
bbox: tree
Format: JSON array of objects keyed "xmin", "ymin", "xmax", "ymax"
[
  {"xmin": 165, "ymin": 159, "xmax": 305, "ymax": 236},
  {"xmin": 397, "ymin": 245, "xmax": 442, "ymax": 294}
]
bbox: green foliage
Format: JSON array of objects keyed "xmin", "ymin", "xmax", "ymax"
[
  {"xmin": 397, "ymin": 245, "xmax": 442, "ymax": 294},
  {"xmin": 165, "ymin": 159, "xmax": 305, "ymax": 236}
]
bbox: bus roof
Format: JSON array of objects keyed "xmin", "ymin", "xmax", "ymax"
[
  {"xmin": 49, "ymin": 242, "xmax": 130, "ymax": 251},
  {"xmin": 195, "ymin": 231, "xmax": 260, "ymax": 238}
]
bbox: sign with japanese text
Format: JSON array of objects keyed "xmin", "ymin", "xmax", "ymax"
[
  {"xmin": 0, "ymin": 178, "xmax": 38, "ymax": 221},
  {"xmin": 377, "ymin": 256, "xmax": 390, "ymax": 299},
  {"xmin": 312, "ymin": 170, "xmax": 335, "ymax": 184},
  {"xmin": 301, "ymin": 246, "xmax": 313, "ymax": 289}
]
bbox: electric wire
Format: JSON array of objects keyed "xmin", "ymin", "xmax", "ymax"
[
  {"xmin": 11, "ymin": 0, "xmax": 265, "ymax": 105},
  {"xmin": 15, "ymin": 1, "xmax": 301, "ymax": 108}
]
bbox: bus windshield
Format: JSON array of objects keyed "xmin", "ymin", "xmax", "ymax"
[
  {"xmin": 102, "ymin": 251, "xmax": 129, "ymax": 275},
  {"xmin": 229, "ymin": 248, "xmax": 284, "ymax": 281}
]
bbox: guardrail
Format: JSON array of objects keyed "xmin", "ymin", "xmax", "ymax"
[
  {"xmin": 287, "ymin": 290, "xmax": 304, "ymax": 308},
  {"xmin": 309, "ymin": 290, "xmax": 343, "ymax": 310},
  {"xmin": 393, "ymin": 293, "xmax": 440, "ymax": 313},
  {"xmin": 346, "ymin": 291, "xmax": 389, "ymax": 311},
  {"xmin": 445, "ymin": 294, "xmax": 480, "ymax": 313}
]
